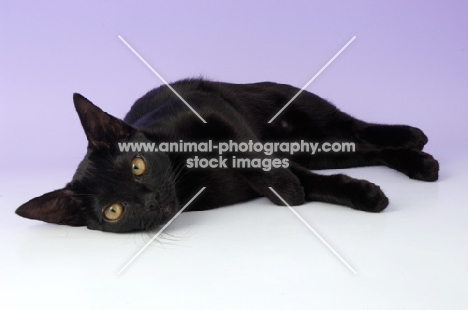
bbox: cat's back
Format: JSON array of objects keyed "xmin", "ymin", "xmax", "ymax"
[{"xmin": 123, "ymin": 78, "xmax": 295, "ymax": 125}]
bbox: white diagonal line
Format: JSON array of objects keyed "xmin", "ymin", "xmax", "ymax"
[
  {"xmin": 268, "ymin": 36, "xmax": 356, "ymax": 123},
  {"xmin": 268, "ymin": 187, "xmax": 357, "ymax": 274},
  {"xmin": 117, "ymin": 187, "xmax": 206, "ymax": 275},
  {"xmin": 118, "ymin": 35, "xmax": 207, "ymax": 123}
]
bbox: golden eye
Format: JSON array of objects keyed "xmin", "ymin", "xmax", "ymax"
[
  {"xmin": 131, "ymin": 156, "xmax": 146, "ymax": 176},
  {"xmin": 103, "ymin": 203, "xmax": 123, "ymax": 221}
]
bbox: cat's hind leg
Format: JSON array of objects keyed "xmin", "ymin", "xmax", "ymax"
[
  {"xmin": 355, "ymin": 124, "xmax": 428, "ymax": 150},
  {"xmin": 274, "ymin": 89, "xmax": 429, "ymax": 151},
  {"xmin": 294, "ymin": 147, "xmax": 439, "ymax": 182}
]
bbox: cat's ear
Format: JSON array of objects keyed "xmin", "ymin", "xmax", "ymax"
[
  {"xmin": 73, "ymin": 93, "xmax": 136, "ymax": 149},
  {"xmin": 15, "ymin": 188, "xmax": 87, "ymax": 226}
]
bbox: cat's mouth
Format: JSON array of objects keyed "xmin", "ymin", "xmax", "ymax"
[
  {"xmin": 144, "ymin": 196, "xmax": 179, "ymax": 230},
  {"xmin": 146, "ymin": 202, "xmax": 178, "ymax": 222},
  {"xmin": 142, "ymin": 204, "xmax": 176, "ymax": 231},
  {"xmin": 154, "ymin": 204, "xmax": 175, "ymax": 218}
]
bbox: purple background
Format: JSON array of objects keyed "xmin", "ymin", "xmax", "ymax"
[{"xmin": 1, "ymin": 0, "xmax": 467, "ymax": 172}]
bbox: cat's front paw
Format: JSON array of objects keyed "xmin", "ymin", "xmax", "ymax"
[
  {"xmin": 346, "ymin": 179, "xmax": 389, "ymax": 212},
  {"xmin": 266, "ymin": 170, "xmax": 305, "ymax": 206}
]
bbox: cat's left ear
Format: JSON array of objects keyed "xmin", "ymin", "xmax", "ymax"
[
  {"xmin": 73, "ymin": 93, "xmax": 137, "ymax": 149},
  {"xmin": 15, "ymin": 188, "xmax": 87, "ymax": 226}
]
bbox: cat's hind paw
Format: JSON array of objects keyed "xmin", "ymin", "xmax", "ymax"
[
  {"xmin": 406, "ymin": 126, "xmax": 429, "ymax": 150},
  {"xmin": 381, "ymin": 149, "xmax": 439, "ymax": 182},
  {"xmin": 407, "ymin": 152, "xmax": 439, "ymax": 182}
]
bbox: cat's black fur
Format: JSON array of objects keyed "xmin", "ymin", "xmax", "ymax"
[{"xmin": 16, "ymin": 79, "xmax": 439, "ymax": 232}]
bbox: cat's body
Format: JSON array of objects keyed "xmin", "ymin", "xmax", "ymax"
[{"xmin": 16, "ymin": 79, "xmax": 439, "ymax": 232}]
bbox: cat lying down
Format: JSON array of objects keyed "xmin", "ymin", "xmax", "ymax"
[{"xmin": 16, "ymin": 79, "xmax": 439, "ymax": 232}]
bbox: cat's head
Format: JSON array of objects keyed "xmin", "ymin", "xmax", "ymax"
[{"xmin": 16, "ymin": 94, "xmax": 179, "ymax": 233}]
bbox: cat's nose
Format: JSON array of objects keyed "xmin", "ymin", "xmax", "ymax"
[{"xmin": 145, "ymin": 192, "xmax": 160, "ymax": 211}]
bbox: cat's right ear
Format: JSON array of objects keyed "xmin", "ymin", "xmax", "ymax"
[
  {"xmin": 15, "ymin": 188, "xmax": 87, "ymax": 226},
  {"xmin": 73, "ymin": 93, "xmax": 137, "ymax": 149}
]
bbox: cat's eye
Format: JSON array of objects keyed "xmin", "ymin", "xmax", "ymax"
[
  {"xmin": 131, "ymin": 156, "xmax": 146, "ymax": 176},
  {"xmin": 103, "ymin": 203, "xmax": 123, "ymax": 221}
]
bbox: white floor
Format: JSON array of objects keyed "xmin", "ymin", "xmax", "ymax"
[{"xmin": 2, "ymin": 152, "xmax": 467, "ymax": 310}]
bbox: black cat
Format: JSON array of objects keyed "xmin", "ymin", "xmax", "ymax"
[{"xmin": 15, "ymin": 79, "xmax": 439, "ymax": 232}]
